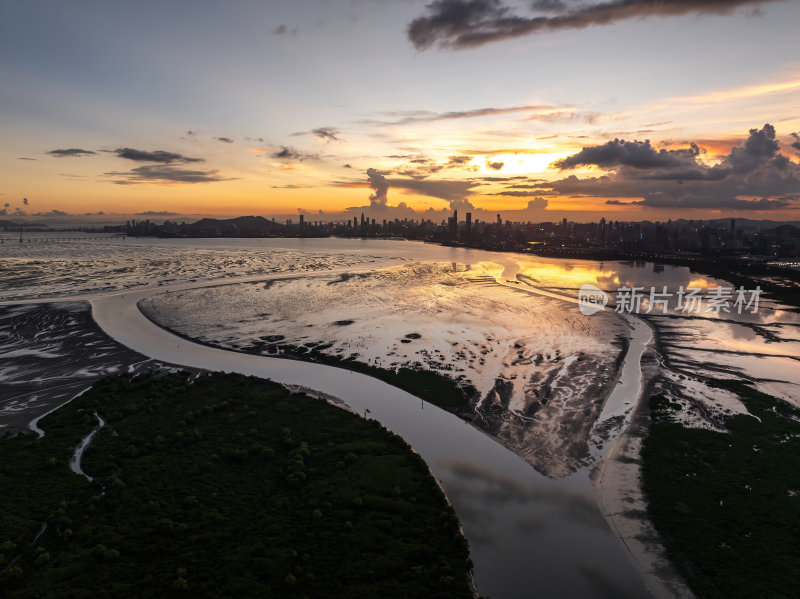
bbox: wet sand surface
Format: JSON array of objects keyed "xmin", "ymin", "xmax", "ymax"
[
  {"xmin": 140, "ymin": 261, "xmax": 629, "ymax": 479},
  {"xmin": 0, "ymin": 302, "xmax": 173, "ymax": 436},
  {"xmin": 1, "ymin": 235, "xmax": 385, "ymax": 302}
]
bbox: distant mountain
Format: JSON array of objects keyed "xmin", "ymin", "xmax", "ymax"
[
  {"xmin": 183, "ymin": 215, "xmax": 286, "ymax": 236},
  {"xmin": 705, "ymin": 218, "xmax": 800, "ymax": 230},
  {"xmin": 0, "ymin": 219, "xmax": 27, "ymax": 229},
  {"xmin": 769, "ymin": 224, "xmax": 800, "ymax": 238}
]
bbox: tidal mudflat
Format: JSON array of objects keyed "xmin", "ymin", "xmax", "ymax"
[
  {"xmin": 0, "ymin": 234, "xmax": 388, "ymax": 302},
  {"xmin": 141, "ymin": 261, "xmax": 628, "ymax": 479},
  {"xmin": 0, "ymin": 302, "xmax": 167, "ymax": 436}
]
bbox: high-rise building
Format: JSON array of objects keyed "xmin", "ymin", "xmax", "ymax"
[
  {"xmin": 465, "ymin": 212, "xmax": 472, "ymax": 242},
  {"xmin": 449, "ymin": 209, "xmax": 458, "ymax": 239}
]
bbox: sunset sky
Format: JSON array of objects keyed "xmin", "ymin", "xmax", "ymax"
[{"xmin": 2, "ymin": 0, "xmax": 800, "ymax": 223}]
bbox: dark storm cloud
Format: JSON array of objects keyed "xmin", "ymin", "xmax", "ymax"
[
  {"xmin": 106, "ymin": 165, "xmax": 230, "ymax": 185},
  {"xmin": 607, "ymin": 196, "xmax": 790, "ymax": 210},
  {"xmin": 214, "ymin": 137, "xmax": 234, "ymax": 144},
  {"xmin": 487, "ymin": 161, "xmax": 504, "ymax": 170},
  {"xmin": 553, "ymin": 139, "xmax": 702, "ymax": 170},
  {"xmin": 18, "ymin": 157, "xmax": 36, "ymax": 161},
  {"xmin": 367, "ymin": 168, "xmax": 389, "ymax": 207},
  {"xmin": 388, "ymin": 177, "xmax": 479, "ymax": 201},
  {"xmin": 491, "ymin": 190, "xmax": 547, "ymax": 197},
  {"xmin": 536, "ymin": 124, "xmax": 800, "ymax": 211},
  {"xmin": 639, "ymin": 169, "xmax": 728, "ymax": 181},
  {"xmin": 726, "ymin": 122, "xmax": 779, "ymax": 173},
  {"xmin": 273, "ymin": 146, "xmax": 319, "ymax": 161},
  {"xmin": 114, "ymin": 148, "xmax": 204, "ymax": 164},
  {"xmin": 47, "ymin": 148, "xmax": 96, "ymax": 157},
  {"xmin": 396, "ymin": 164, "xmax": 444, "ymax": 178},
  {"xmin": 791, "ymin": 133, "xmax": 800, "ymax": 153},
  {"xmin": 532, "ymin": 0, "xmax": 569, "ymax": 12},
  {"xmin": 407, "ymin": 0, "xmax": 778, "ymax": 50},
  {"xmin": 337, "ymin": 169, "xmax": 480, "ymax": 204}
]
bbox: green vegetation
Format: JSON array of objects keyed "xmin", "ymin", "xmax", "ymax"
[
  {"xmin": 0, "ymin": 372, "xmax": 473, "ymax": 598},
  {"xmin": 253, "ymin": 340, "xmax": 475, "ymax": 410},
  {"xmin": 642, "ymin": 380, "xmax": 800, "ymax": 598},
  {"xmin": 312, "ymin": 355, "xmax": 474, "ymax": 410}
]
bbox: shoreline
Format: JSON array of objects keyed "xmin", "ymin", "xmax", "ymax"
[
  {"xmin": 136, "ymin": 276, "xmax": 674, "ymax": 595},
  {"xmin": 88, "ymin": 285, "xmax": 652, "ymax": 597},
  {"xmin": 591, "ymin": 319, "xmax": 695, "ymax": 599},
  {"xmin": 137, "ymin": 275, "xmax": 628, "ymax": 480},
  {"xmin": 136, "ymin": 267, "xmax": 675, "ymax": 596},
  {"xmin": 136, "ymin": 297, "xmax": 476, "ymax": 411}
]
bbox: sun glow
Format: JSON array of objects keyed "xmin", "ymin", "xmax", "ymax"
[
  {"xmin": 687, "ymin": 278, "xmax": 713, "ymax": 289},
  {"xmin": 482, "ymin": 151, "xmax": 573, "ymax": 176},
  {"xmin": 518, "ymin": 261, "xmax": 621, "ymax": 288}
]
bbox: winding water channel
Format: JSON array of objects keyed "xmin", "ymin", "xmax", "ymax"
[
  {"xmin": 70, "ymin": 412, "xmax": 106, "ymax": 482},
  {"xmin": 91, "ymin": 277, "xmax": 652, "ymax": 598}
]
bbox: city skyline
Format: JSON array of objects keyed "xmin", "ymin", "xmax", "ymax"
[{"xmin": 2, "ymin": 0, "xmax": 800, "ymax": 223}]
